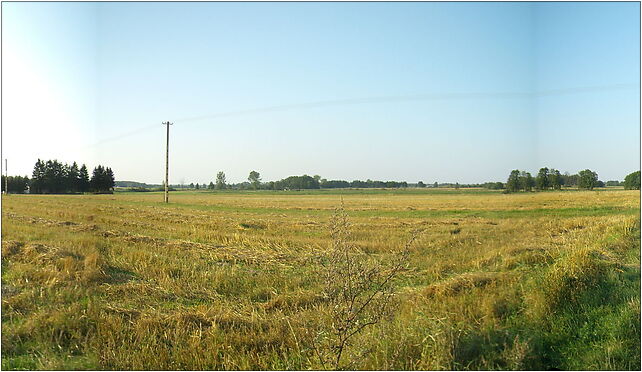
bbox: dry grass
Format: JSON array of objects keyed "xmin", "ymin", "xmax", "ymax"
[{"xmin": 1, "ymin": 189, "xmax": 639, "ymax": 370}]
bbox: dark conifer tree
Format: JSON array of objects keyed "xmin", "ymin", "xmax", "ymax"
[
  {"xmin": 78, "ymin": 164, "xmax": 90, "ymax": 193},
  {"xmin": 31, "ymin": 159, "xmax": 46, "ymax": 194},
  {"xmin": 105, "ymin": 167, "xmax": 115, "ymax": 191},
  {"xmin": 68, "ymin": 162, "xmax": 80, "ymax": 193}
]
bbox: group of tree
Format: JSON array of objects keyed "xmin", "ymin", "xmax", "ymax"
[
  {"xmin": 28, "ymin": 159, "xmax": 114, "ymax": 194},
  {"xmin": 505, "ymin": 167, "xmax": 608, "ymax": 192},
  {"xmin": 506, "ymin": 170, "xmax": 536, "ymax": 192},
  {"xmin": 533, "ymin": 168, "xmax": 558, "ymax": 190},
  {"xmin": 346, "ymin": 179, "xmax": 409, "ymax": 189},
  {"xmin": 270, "ymin": 175, "xmax": 320, "ymax": 190},
  {"xmin": 90, "ymin": 165, "xmax": 116, "ymax": 193},
  {"xmin": 1, "ymin": 176, "xmax": 30, "ymax": 193},
  {"xmin": 482, "ymin": 182, "xmax": 505, "ymax": 190},
  {"xmin": 188, "ymin": 172, "xmax": 227, "ymax": 190},
  {"xmin": 270, "ymin": 176, "xmax": 412, "ymax": 190}
]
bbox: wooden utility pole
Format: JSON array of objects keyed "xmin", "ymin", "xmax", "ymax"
[
  {"xmin": 4, "ymin": 159, "xmax": 7, "ymax": 195},
  {"xmin": 162, "ymin": 121, "xmax": 173, "ymax": 203}
]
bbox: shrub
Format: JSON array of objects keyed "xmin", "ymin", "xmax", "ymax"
[{"xmin": 313, "ymin": 203, "xmax": 418, "ymax": 369}]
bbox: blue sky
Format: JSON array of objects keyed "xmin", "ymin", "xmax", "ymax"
[{"xmin": 3, "ymin": 2, "xmax": 639, "ymax": 184}]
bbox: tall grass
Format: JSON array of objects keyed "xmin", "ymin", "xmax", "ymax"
[{"xmin": 1, "ymin": 190, "xmax": 639, "ymax": 370}]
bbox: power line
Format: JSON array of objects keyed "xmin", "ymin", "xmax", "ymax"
[
  {"xmin": 172, "ymin": 83, "xmax": 639, "ymax": 123},
  {"xmin": 78, "ymin": 83, "xmax": 639, "ymax": 149}
]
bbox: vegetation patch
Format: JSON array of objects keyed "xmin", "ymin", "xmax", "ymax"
[{"xmin": 423, "ymin": 271, "xmax": 505, "ymax": 297}]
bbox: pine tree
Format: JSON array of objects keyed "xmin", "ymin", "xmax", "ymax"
[
  {"xmin": 90, "ymin": 165, "xmax": 104, "ymax": 192},
  {"xmin": 105, "ymin": 167, "xmax": 115, "ymax": 191},
  {"xmin": 78, "ymin": 165, "xmax": 90, "ymax": 193},
  {"xmin": 68, "ymin": 162, "xmax": 80, "ymax": 193},
  {"xmin": 31, "ymin": 159, "xmax": 46, "ymax": 194}
]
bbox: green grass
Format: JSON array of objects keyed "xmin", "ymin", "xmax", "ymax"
[{"xmin": 534, "ymin": 222, "xmax": 641, "ymax": 370}]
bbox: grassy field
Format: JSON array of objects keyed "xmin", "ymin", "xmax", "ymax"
[{"xmin": 1, "ymin": 188, "xmax": 640, "ymax": 370}]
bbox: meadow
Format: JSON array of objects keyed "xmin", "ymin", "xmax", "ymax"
[{"xmin": 1, "ymin": 188, "xmax": 640, "ymax": 370}]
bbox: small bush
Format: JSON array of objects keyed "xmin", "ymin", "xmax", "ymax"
[{"xmin": 313, "ymin": 203, "xmax": 418, "ymax": 369}]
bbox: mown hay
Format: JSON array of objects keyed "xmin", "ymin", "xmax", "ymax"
[{"xmin": 424, "ymin": 271, "xmax": 505, "ymax": 297}]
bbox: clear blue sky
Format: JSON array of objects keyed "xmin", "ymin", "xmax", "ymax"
[{"xmin": 3, "ymin": 2, "xmax": 639, "ymax": 184}]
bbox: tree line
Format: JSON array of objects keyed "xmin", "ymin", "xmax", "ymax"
[
  {"xmin": 1, "ymin": 159, "xmax": 115, "ymax": 194},
  {"xmin": 112, "ymin": 168, "xmax": 641, "ymax": 193},
  {"xmin": 196, "ymin": 172, "xmax": 413, "ymax": 190},
  {"xmin": 183, "ymin": 169, "xmax": 639, "ymax": 191},
  {"xmin": 503, "ymin": 168, "xmax": 641, "ymax": 192}
]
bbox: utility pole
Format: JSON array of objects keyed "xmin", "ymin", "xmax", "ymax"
[
  {"xmin": 4, "ymin": 159, "xmax": 7, "ymax": 195},
  {"xmin": 162, "ymin": 121, "xmax": 173, "ymax": 203}
]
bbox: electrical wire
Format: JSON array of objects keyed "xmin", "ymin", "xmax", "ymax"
[{"xmin": 82, "ymin": 83, "xmax": 639, "ymax": 148}]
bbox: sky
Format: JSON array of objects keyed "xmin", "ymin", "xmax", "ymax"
[{"xmin": 2, "ymin": 2, "xmax": 639, "ymax": 184}]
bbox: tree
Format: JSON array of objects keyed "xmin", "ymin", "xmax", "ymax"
[
  {"xmin": 536, "ymin": 167, "xmax": 549, "ymax": 190},
  {"xmin": 31, "ymin": 159, "xmax": 46, "ymax": 194},
  {"xmin": 90, "ymin": 165, "xmax": 103, "ymax": 192},
  {"xmin": 42, "ymin": 160, "xmax": 66, "ymax": 193},
  {"xmin": 525, "ymin": 172, "xmax": 535, "ymax": 191},
  {"xmin": 578, "ymin": 169, "xmax": 598, "ymax": 190},
  {"xmin": 417, "ymin": 181, "xmax": 426, "ymax": 188},
  {"xmin": 433, "ymin": 182, "xmax": 438, "ymax": 188},
  {"xmin": 216, "ymin": 171, "xmax": 227, "ymax": 190},
  {"xmin": 195, "ymin": 183, "xmax": 200, "ymax": 190},
  {"xmin": 549, "ymin": 169, "xmax": 563, "ymax": 190},
  {"xmin": 506, "ymin": 170, "xmax": 521, "ymax": 192},
  {"xmin": 208, "ymin": 181, "xmax": 215, "ymax": 190},
  {"xmin": 248, "ymin": 170, "xmax": 261, "ymax": 190},
  {"xmin": 93, "ymin": 166, "xmax": 107, "ymax": 192},
  {"xmin": 78, "ymin": 165, "xmax": 90, "ymax": 193},
  {"xmin": 623, "ymin": 171, "xmax": 640, "ymax": 190},
  {"xmin": 67, "ymin": 162, "xmax": 80, "ymax": 192},
  {"xmin": 189, "ymin": 182, "xmax": 195, "ymax": 189},
  {"xmin": 105, "ymin": 167, "xmax": 115, "ymax": 191}
]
